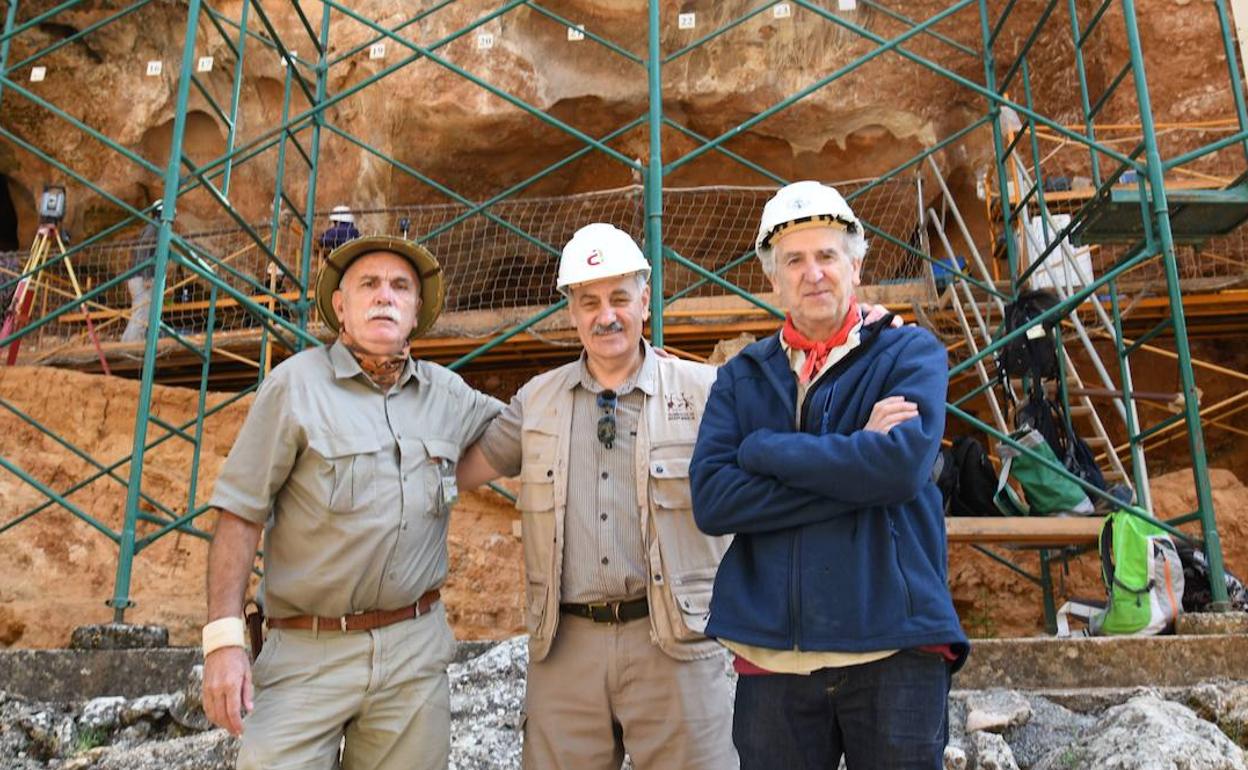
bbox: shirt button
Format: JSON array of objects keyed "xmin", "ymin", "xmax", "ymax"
[
  {"xmin": 601, "ymin": 471, "xmax": 608, "ymax": 480},
  {"xmin": 546, "ymin": 469, "xmax": 554, "ymax": 478},
  {"xmin": 401, "ymin": 521, "xmax": 408, "ymax": 530},
  {"xmin": 600, "ymin": 513, "xmax": 608, "ymax": 521},
  {"xmin": 656, "ymin": 465, "xmax": 664, "ymax": 474},
  {"xmin": 653, "ymin": 574, "xmax": 662, "ymax": 582},
  {"xmin": 601, "ymin": 557, "xmax": 609, "ymax": 565}
]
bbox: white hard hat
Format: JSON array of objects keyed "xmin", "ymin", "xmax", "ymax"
[
  {"xmin": 329, "ymin": 205, "xmax": 354, "ymax": 224},
  {"xmin": 556, "ymin": 223, "xmax": 650, "ymax": 295},
  {"xmin": 755, "ymin": 181, "xmax": 860, "ymax": 263}
]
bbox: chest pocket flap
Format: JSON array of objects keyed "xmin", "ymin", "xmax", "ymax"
[
  {"xmin": 649, "ymin": 457, "xmax": 691, "ymax": 510},
  {"xmin": 307, "ymin": 432, "xmax": 383, "ymax": 514}
]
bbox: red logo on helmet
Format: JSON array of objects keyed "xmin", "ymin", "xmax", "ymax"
[{"xmin": 586, "ymin": 249, "xmax": 603, "ymax": 266}]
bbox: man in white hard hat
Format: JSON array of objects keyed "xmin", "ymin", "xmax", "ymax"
[
  {"xmin": 319, "ymin": 204, "xmax": 361, "ymax": 251},
  {"xmin": 690, "ymin": 181, "xmax": 968, "ymax": 769},
  {"xmin": 456, "ymin": 222, "xmax": 738, "ymax": 769},
  {"xmin": 202, "ymin": 236, "xmax": 502, "ymax": 770}
]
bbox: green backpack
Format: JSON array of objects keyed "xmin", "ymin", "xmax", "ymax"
[{"xmin": 1057, "ymin": 510, "xmax": 1185, "ymax": 636}]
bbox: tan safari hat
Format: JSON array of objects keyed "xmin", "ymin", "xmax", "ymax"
[{"xmin": 315, "ymin": 235, "xmax": 445, "ymax": 339}]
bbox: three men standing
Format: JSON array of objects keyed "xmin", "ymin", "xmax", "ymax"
[
  {"xmin": 691, "ymin": 181, "xmax": 968, "ymax": 769},
  {"xmin": 203, "ymin": 186, "xmax": 965, "ymax": 769},
  {"xmin": 456, "ymin": 223, "xmax": 738, "ymax": 770}
]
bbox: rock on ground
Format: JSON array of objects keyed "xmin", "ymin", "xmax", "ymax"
[
  {"xmin": 971, "ymin": 731, "xmax": 1020, "ymax": 770},
  {"xmin": 1032, "ymin": 693, "xmax": 1247, "ymax": 770}
]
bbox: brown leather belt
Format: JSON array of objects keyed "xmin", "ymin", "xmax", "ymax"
[
  {"xmin": 560, "ymin": 596, "xmax": 649, "ymax": 624},
  {"xmin": 267, "ymin": 589, "xmax": 440, "ymax": 633}
]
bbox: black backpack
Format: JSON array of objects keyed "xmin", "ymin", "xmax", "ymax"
[
  {"xmin": 935, "ymin": 436, "xmax": 1000, "ymax": 517},
  {"xmin": 1000, "ymin": 290, "xmax": 1062, "ymax": 380}
]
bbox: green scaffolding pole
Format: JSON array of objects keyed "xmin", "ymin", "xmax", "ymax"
[
  {"xmin": 1120, "ymin": 0, "xmax": 1228, "ymax": 608},
  {"xmin": 110, "ymin": 0, "xmax": 205, "ymax": 621}
]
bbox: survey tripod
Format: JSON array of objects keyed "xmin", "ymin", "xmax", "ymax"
[{"xmin": 0, "ymin": 222, "xmax": 110, "ymax": 372}]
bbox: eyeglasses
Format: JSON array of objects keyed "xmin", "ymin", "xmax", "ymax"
[{"xmin": 596, "ymin": 390, "xmax": 618, "ymax": 449}]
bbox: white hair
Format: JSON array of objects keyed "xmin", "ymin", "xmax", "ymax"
[{"xmin": 759, "ymin": 227, "xmax": 869, "ymax": 276}]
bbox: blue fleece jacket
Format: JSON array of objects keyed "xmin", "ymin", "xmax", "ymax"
[{"xmin": 690, "ymin": 320, "xmax": 969, "ymax": 669}]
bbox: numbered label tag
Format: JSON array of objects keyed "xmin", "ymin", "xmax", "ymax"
[
  {"xmin": 146, "ymin": 60, "xmax": 163, "ymax": 77},
  {"xmin": 29, "ymin": 66, "xmax": 46, "ymax": 82},
  {"xmin": 369, "ymin": 42, "xmax": 385, "ymax": 59},
  {"xmin": 678, "ymin": 12, "xmax": 696, "ymax": 29},
  {"xmin": 477, "ymin": 32, "xmax": 495, "ymax": 49},
  {"xmin": 280, "ymin": 51, "xmax": 298, "ymax": 68},
  {"xmin": 774, "ymin": 3, "xmax": 792, "ymax": 18},
  {"xmin": 838, "ymin": 0, "xmax": 857, "ymax": 9},
  {"xmin": 567, "ymin": 24, "xmax": 585, "ymax": 41},
  {"xmin": 197, "ymin": 56, "xmax": 214, "ymax": 73}
]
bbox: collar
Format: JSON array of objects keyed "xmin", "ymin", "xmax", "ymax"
[
  {"xmin": 328, "ymin": 338, "xmax": 424, "ymax": 388},
  {"xmin": 569, "ymin": 340, "xmax": 659, "ymax": 397}
]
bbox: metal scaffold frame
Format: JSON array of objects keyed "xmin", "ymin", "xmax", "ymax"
[{"xmin": 0, "ymin": 0, "xmax": 1239, "ymax": 624}]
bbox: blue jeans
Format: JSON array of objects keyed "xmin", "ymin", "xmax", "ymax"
[{"xmin": 733, "ymin": 649, "xmax": 951, "ymax": 770}]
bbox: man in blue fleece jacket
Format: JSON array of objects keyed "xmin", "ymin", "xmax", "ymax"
[{"xmin": 691, "ymin": 181, "xmax": 968, "ymax": 770}]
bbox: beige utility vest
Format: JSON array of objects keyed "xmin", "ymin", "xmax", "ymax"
[{"xmin": 515, "ymin": 354, "xmax": 730, "ymax": 663}]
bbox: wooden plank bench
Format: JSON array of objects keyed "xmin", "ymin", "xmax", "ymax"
[
  {"xmin": 946, "ymin": 516, "xmax": 1103, "ymax": 633},
  {"xmin": 946, "ymin": 516, "xmax": 1101, "ymax": 546}
]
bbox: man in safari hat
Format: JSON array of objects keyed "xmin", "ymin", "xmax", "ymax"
[{"xmin": 202, "ymin": 236, "xmax": 501, "ymax": 770}]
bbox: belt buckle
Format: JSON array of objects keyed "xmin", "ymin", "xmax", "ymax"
[
  {"xmin": 586, "ymin": 601, "xmax": 617, "ymax": 623},
  {"xmin": 342, "ymin": 610, "xmax": 366, "ymax": 633}
]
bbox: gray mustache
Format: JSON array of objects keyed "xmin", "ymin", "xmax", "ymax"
[{"xmin": 592, "ymin": 321, "xmax": 625, "ymax": 335}]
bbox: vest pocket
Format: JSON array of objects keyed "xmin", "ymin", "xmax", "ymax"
[
  {"xmin": 649, "ymin": 457, "xmax": 693, "ymax": 510},
  {"xmin": 669, "ymin": 575, "xmax": 714, "ymax": 638},
  {"xmin": 526, "ymin": 579, "xmax": 551, "ymax": 638}
]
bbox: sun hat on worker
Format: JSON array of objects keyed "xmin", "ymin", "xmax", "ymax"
[{"xmin": 314, "ymin": 235, "xmax": 445, "ymax": 339}]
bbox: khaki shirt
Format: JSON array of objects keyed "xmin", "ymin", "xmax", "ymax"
[
  {"xmin": 478, "ymin": 350, "xmax": 654, "ymax": 604},
  {"xmin": 209, "ymin": 341, "xmax": 502, "ymax": 619}
]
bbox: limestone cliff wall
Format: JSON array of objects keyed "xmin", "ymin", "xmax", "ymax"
[{"xmin": 0, "ymin": 0, "xmax": 1233, "ymax": 247}]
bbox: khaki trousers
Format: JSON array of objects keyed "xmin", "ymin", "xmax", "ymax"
[
  {"xmin": 237, "ymin": 603, "xmax": 456, "ymax": 770},
  {"xmin": 523, "ymin": 613, "xmax": 738, "ymax": 770}
]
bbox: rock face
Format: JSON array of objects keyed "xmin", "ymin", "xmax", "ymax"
[{"xmin": 0, "ymin": 0, "xmax": 1233, "ymax": 245}]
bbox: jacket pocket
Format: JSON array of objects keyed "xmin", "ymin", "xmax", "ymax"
[
  {"xmin": 307, "ymin": 433, "xmax": 382, "ymax": 515},
  {"xmin": 889, "ymin": 514, "xmax": 915, "ymax": 618}
]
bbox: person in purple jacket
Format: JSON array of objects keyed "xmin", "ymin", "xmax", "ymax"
[{"xmin": 690, "ymin": 181, "xmax": 969, "ymax": 770}]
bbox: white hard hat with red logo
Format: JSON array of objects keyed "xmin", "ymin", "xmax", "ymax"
[
  {"xmin": 755, "ymin": 181, "xmax": 861, "ymax": 265},
  {"xmin": 555, "ymin": 222, "xmax": 651, "ymax": 295}
]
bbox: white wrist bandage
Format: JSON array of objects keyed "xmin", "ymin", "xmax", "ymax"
[{"xmin": 202, "ymin": 616, "xmax": 247, "ymax": 656}]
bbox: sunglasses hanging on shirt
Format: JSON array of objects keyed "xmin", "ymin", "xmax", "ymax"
[{"xmin": 596, "ymin": 390, "xmax": 618, "ymax": 449}]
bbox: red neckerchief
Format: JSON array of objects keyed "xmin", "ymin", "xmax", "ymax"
[
  {"xmin": 781, "ymin": 298, "xmax": 860, "ymax": 385},
  {"xmin": 339, "ymin": 330, "xmax": 408, "ymax": 391}
]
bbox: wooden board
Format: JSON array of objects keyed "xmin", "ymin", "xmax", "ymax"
[{"xmin": 946, "ymin": 516, "xmax": 1101, "ymax": 546}]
